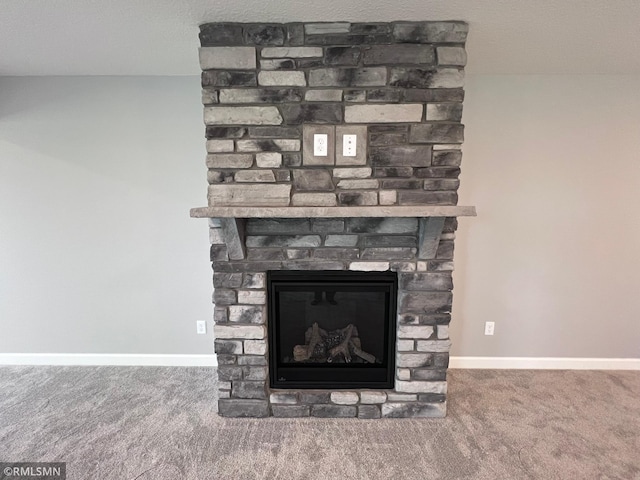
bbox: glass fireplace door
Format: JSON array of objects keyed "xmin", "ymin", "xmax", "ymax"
[{"xmin": 268, "ymin": 271, "xmax": 397, "ymax": 389}]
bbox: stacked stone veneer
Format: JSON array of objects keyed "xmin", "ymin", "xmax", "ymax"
[
  {"xmin": 200, "ymin": 21, "xmax": 468, "ymax": 418},
  {"xmin": 200, "ymin": 21, "xmax": 467, "ymax": 207},
  {"xmin": 211, "ymin": 216, "xmax": 457, "ymax": 418}
]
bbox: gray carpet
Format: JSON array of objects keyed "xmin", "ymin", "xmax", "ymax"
[{"xmin": 0, "ymin": 367, "xmax": 638, "ymax": 480}]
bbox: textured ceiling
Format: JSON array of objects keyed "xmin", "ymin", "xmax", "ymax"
[{"xmin": 2, "ymin": 0, "xmax": 640, "ymax": 75}]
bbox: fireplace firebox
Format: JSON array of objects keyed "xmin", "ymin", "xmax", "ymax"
[{"xmin": 268, "ymin": 271, "xmax": 397, "ymax": 390}]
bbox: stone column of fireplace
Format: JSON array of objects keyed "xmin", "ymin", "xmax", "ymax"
[
  {"xmin": 209, "ymin": 216, "xmax": 458, "ymax": 418},
  {"xmin": 191, "ymin": 21, "xmax": 473, "ymax": 418}
]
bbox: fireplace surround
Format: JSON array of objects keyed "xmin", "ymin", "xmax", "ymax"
[
  {"xmin": 190, "ymin": 21, "xmax": 475, "ymax": 418},
  {"xmin": 268, "ymin": 270, "xmax": 398, "ymax": 389}
]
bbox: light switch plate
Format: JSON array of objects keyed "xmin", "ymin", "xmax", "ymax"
[
  {"xmin": 303, "ymin": 125, "xmax": 335, "ymax": 165},
  {"xmin": 342, "ymin": 134, "xmax": 357, "ymax": 157},
  {"xmin": 336, "ymin": 125, "xmax": 367, "ymax": 165}
]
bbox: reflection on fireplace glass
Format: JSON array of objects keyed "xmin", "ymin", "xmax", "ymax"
[{"xmin": 279, "ymin": 289, "xmax": 386, "ymax": 365}]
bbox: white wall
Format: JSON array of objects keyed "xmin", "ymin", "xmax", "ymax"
[
  {"xmin": 2, "ymin": 74, "xmax": 639, "ymax": 361},
  {"xmin": 452, "ymin": 74, "xmax": 640, "ymax": 358},
  {"xmin": 0, "ymin": 76, "xmax": 213, "ymax": 355}
]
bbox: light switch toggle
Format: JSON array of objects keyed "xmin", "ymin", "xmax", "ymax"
[
  {"xmin": 314, "ymin": 134, "xmax": 328, "ymax": 156},
  {"xmin": 343, "ymin": 134, "xmax": 357, "ymax": 157}
]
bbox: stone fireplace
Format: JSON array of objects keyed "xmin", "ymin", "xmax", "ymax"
[{"xmin": 190, "ymin": 21, "xmax": 475, "ymax": 418}]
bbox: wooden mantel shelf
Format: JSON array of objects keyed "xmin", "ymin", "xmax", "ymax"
[
  {"xmin": 191, "ymin": 205, "xmax": 476, "ymax": 260},
  {"xmin": 190, "ymin": 205, "xmax": 476, "ymax": 219}
]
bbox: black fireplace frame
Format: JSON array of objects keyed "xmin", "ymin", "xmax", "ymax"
[{"xmin": 267, "ymin": 270, "xmax": 398, "ymax": 390}]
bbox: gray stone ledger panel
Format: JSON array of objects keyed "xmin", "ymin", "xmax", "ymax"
[{"xmin": 200, "ymin": 21, "xmax": 467, "ymax": 208}]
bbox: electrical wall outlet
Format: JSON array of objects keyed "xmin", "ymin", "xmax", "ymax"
[
  {"xmin": 484, "ymin": 321, "xmax": 495, "ymax": 336},
  {"xmin": 303, "ymin": 125, "xmax": 335, "ymax": 165},
  {"xmin": 342, "ymin": 134, "xmax": 357, "ymax": 157},
  {"xmin": 196, "ymin": 320, "xmax": 207, "ymax": 335},
  {"xmin": 313, "ymin": 134, "xmax": 328, "ymax": 156}
]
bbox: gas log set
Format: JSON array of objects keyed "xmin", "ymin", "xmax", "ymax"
[{"xmin": 292, "ymin": 322, "xmax": 378, "ymax": 364}]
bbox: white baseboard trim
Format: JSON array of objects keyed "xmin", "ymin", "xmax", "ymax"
[
  {"xmin": 0, "ymin": 354, "xmax": 217, "ymax": 367},
  {"xmin": 2, "ymin": 354, "xmax": 638, "ymax": 370},
  {"xmin": 450, "ymin": 356, "xmax": 640, "ymax": 370}
]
